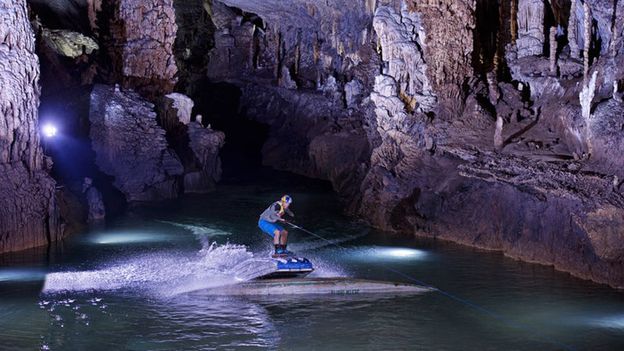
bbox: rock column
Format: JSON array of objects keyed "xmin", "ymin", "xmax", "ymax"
[
  {"xmin": 0, "ymin": 0, "xmax": 61, "ymax": 253},
  {"xmin": 568, "ymin": 0, "xmax": 580, "ymax": 59}
]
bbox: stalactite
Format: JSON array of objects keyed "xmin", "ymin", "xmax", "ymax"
[
  {"xmin": 568, "ymin": 0, "xmax": 579, "ymax": 59},
  {"xmin": 276, "ymin": 30, "xmax": 282, "ymax": 80},
  {"xmin": 549, "ymin": 26, "xmax": 557, "ymax": 74},
  {"xmin": 313, "ymin": 32, "xmax": 320, "ymax": 65},
  {"xmin": 87, "ymin": 0, "xmax": 102, "ymax": 35},
  {"xmin": 583, "ymin": 0, "xmax": 591, "ymax": 83},
  {"xmin": 495, "ymin": 0, "xmax": 511, "ymax": 76},
  {"xmin": 611, "ymin": 2, "xmax": 620, "ymax": 57},
  {"xmin": 295, "ymin": 30, "xmax": 301, "ymax": 75},
  {"xmin": 511, "ymin": 0, "xmax": 518, "ymax": 42}
]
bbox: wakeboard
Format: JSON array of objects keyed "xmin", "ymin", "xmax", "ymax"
[{"xmin": 256, "ymin": 253, "xmax": 314, "ymax": 279}]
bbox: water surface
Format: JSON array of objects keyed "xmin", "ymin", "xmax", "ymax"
[{"xmin": 1, "ymin": 171, "xmax": 623, "ymax": 350}]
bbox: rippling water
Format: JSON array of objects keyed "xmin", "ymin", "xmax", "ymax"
[{"xmin": 1, "ymin": 171, "xmax": 624, "ymax": 350}]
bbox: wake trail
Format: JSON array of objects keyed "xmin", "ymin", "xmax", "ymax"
[{"xmin": 42, "ymin": 242, "xmax": 273, "ymax": 297}]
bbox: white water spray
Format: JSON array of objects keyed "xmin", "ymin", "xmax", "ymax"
[{"xmin": 42, "ymin": 241, "xmax": 274, "ymax": 297}]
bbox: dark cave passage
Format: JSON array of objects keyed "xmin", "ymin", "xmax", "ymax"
[{"xmin": 190, "ymin": 79, "xmax": 270, "ymax": 181}]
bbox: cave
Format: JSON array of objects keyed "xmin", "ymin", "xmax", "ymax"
[
  {"xmin": 189, "ymin": 79, "xmax": 269, "ymax": 179},
  {"xmin": 2, "ymin": 0, "xmax": 624, "ymax": 350}
]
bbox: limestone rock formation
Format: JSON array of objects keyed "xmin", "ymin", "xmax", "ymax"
[
  {"xmin": 185, "ymin": 122, "xmax": 225, "ymax": 193},
  {"xmin": 165, "ymin": 93, "xmax": 194, "ymax": 125},
  {"xmin": 409, "ymin": 0, "xmax": 475, "ymax": 108},
  {"xmin": 82, "ymin": 177, "xmax": 105, "ymax": 223},
  {"xmin": 41, "ymin": 29, "xmax": 99, "ymax": 58},
  {"xmin": 89, "ymin": 85, "xmax": 184, "ymax": 202},
  {"xmin": 516, "ymin": 0, "xmax": 544, "ymax": 58},
  {"xmin": 373, "ymin": 5, "xmax": 436, "ymax": 113},
  {"xmin": 109, "ymin": 0, "xmax": 179, "ymax": 96},
  {"xmin": 157, "ymin": 92, "xmax": 225, "ymax": 194},
  {"xmin": 0, "ymin": 0, "xmax": 61, "ymax": 253}
]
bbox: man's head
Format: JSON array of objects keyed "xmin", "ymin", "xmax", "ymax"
[{"xmin": 281, "ymin": 195, "xmax": 292, "ymax": 208}]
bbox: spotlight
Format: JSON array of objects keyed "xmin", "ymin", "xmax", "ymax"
[{"xmin": 42, "ymin": 123, "xmax": 58, "ymax": 138}]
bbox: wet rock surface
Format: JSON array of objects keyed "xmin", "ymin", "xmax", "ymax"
[
  {"xmin": 0, "ymin": 0, "xmax": 62, "ymax": 253},
  {"xmin": 185, "ymin": 122, "xmax": 225, "ymax": 193},
  {"xmin": 89, "ymin": 85, "xmax": 184, "ymax": 202}
]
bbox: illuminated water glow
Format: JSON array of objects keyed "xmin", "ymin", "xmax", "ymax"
[
  {"xmin": 0, "ymin": 268, "xmax": 46, "ymax": 282},
  {"xmin": 346, "ymin": 246, "xmax": 429, "ymax": 261},
  {"xmin": 592, "ymin": 315, "xmax": 624, "ymax": 329},
  {"xmin": 89, "ymin": 231, "xmax": 175, "ymax": 245}
]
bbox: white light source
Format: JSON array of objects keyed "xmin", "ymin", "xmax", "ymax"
[{"xmin": 42, "ymin": 123, "xmax": 58, "ymax": 138}]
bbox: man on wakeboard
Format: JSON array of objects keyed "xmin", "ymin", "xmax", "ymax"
[{"xmin": 258, "ymin": 195, "xmax": 294, "ymax": 257}]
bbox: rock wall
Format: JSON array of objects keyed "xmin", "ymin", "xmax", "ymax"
[
  {"xmin": 185, "ymin": 121, "xmax": 225, "ymax": 193},
  {"xmin": 89, "ymin": 85, "xmax": 184, "ymax": 202},
  {"xmin": 515, "ymin": 0, "xmax": 544, "ymax": 58},
  {"xmin": 105, "ymin": 0, "xmax": 178, "ymax": 97},
  {"xmin": 199, "ymin": 0, "xmax": 624, "ymax": 288},
  {"xmin": 0, "ymin": 0, "xmax": 62, "ymax": 253}
]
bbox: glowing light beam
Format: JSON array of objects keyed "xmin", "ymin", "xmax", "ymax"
[{"xmin": 41, "ymin": 123, "xmax": 58, "ymax": 138}]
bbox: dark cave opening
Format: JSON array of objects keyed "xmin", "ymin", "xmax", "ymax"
[
  {"xmin": 189, "ymin": 79, "xmax": 270, "ymax": 181},
  {"xmin": 474, "ymin": 0, "xmax": 501, "ymax": 75},
  {"xmin": 27, "ymin": 0, "xmax": 91, "ymax": 34}
]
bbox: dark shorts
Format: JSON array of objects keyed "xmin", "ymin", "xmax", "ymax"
[{"xmin": 258, "ymin": 219, "xmax": 284, "ymax": 238}]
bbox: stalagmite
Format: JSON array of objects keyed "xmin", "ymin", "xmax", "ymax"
[
  {"xmin": 486, "ymin": 71, "xmax": 500, "ymax": 105},
  {"xmin": 494, "ymin": 115, "xmax": 504, "ymax": 150},
  {"xmin": 549, "ymin": 26, "xmax": 557, "ymax": 74},
  {"xmin": 583, "ymin": 1, "xmax": 591, "ymax": 83},
  {"xmin": 580, "ymin": 71, "xmax": 597, "ymax": 120},
  {"xmin": 614, "ymin": 81, "xmax": 622, "ymax": 102},
  {"xmin": 579, "ymin": 70, "xmax": 597, "ymax": 157},
  {"xmin": 568, "ymin": 0, "xmax": 579, "ymax": 59}
]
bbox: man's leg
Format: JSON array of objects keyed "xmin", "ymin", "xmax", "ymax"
[
  {"xmin": 273, "ymin": 229, "xmax": 281, "ymax": 245},
  {"xmin": 279, "ymin": 230, "xmax": 288, "ymax": 245}
]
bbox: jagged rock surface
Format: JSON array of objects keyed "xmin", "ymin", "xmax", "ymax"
[
  {"xmin": 107, "ymin": 0, "xmax": 178, "ymax": 96},
  {"xmin": 0, "ymin": 0, "xmax": 62, "ymax": 253},
  {"xmin": 373, "ymin": 5, "xmax": 436, "ymax": 113},
  {"xmin": 185, "ymin": 122, "xmax": 225, "ymax": 193},
  {"xmin": 515, "ymin": 0, "xmax": 544, "ymax": 58},
  {"xmin": 198, "ymin": 0, "xmax": 624, "ymax": 288},
  {"xmin": 41, "ymin": 28, "xmax": 99, "ymax": 58},
  {"xmin": 89, "ymin": 85, "xmax": 184, "ymax": 202}
]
